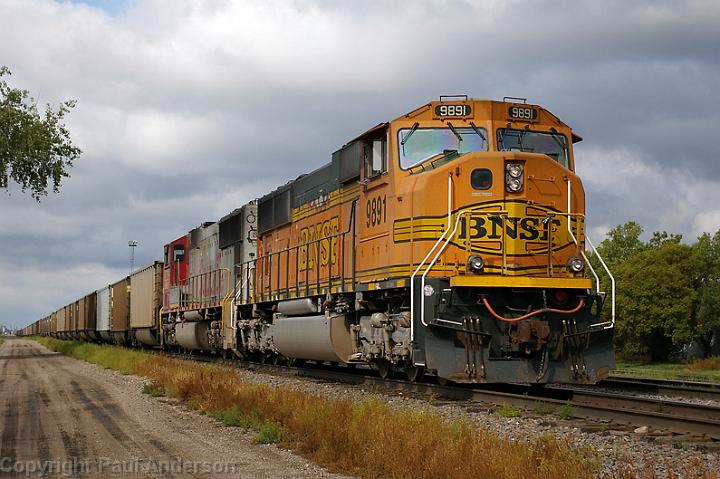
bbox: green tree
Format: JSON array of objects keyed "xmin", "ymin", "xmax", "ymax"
[
  {"xmin": 692, "ymin": 231, "xmax": 720, "ymax": 356},
  {"xmin": 595, "ymin": 221, "xmax": 645, "ymax": 267},
  {"xmin": 0, "ymin": 66, "xmax": 81, "ymax": 200},
  {"xmin": 613, "ymin": 241, "xmax": 698, "ymax": 360}
]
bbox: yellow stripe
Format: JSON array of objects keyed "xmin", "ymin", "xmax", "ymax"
[{"xmin": 450, "ymin": 275, "xmax": 592, "ymax": 289}]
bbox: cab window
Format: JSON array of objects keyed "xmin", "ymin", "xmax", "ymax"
[
  {"xmin": 496, "ymin": 129, "xmax": 569, "ymax": 169},
  {"xmin": 397, "ymin": 126, "xmax": 488, "ymax": 170},
  {"xmin": 364, "ymin": 137, "xmax": 387, "ymax": 179},
  {"xmin": 172, "ymin": 244, "xmax": 185, "ymax": 262}
]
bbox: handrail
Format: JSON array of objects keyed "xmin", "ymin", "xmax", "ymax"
[
  {"xmin": 176, "ymin": 267, "xmax": 232, "ymax": 309},
  {"xmin": 237, "ymin": 204, "xmax": 356, "ymax": 305},
  {"xmin": 566, "ymin": 178, "xmax": 614, "ymax": 329},
  {"xmin": 410, "ymin": 174, "xmax": 453, "ymax": 343}
]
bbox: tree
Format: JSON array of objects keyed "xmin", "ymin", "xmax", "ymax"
[
  {"xmin": 613, "ymin": 241, "xmax": 698, "ymax": 360},
  {"xmin": 692, "ymin": 231, "xmax": 720, "ymax": 356},
  {"xmin": 0, "ymin": 66, "xmax": 81, "ymax": 200},
  {"xmin": 595, "ymin": 221, "xmax": 645, "ymax": 267}
]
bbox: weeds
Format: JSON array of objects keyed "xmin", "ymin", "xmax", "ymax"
[
  {"xmin": 29, "ymin": 338, "xmax": 618, "ymax": 478},
  {"xmin": 31, "ymin": 337, "xmax": 148, "ymax": 374},
  {"xmin": 142, "ymin": 383, "xmax": 165, "ymax": 397},
  {"xmin": 557, "ymin": 402, "xmax": 575, "ymax": 420},
  {"xmin": 255, "ymin": 421, "xmax": 283, "ymax": 444},
  {"xmin": 532, "ymin": 402, "xmax": 555, "ymax": 415},
  {"xmin": 496, "ymin": 404, "xmax": 522, "ymax": 418},
  {"xmin": 688, "ymin": 356, "xmax": 720, "ymax": 372},
  {"xmin": 210, "ymin": 406, "xmax": 261, "ymax": 428}
]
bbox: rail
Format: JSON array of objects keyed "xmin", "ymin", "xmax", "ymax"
[
  {"xmin": 236, "ymin": 201, "xmax": 357, "ymax": 305},
  {"xmin": 176, "ymin": 268, "xmax": 232, "ymax": 310}
]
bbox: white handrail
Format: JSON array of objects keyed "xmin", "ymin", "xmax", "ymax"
[
  {"xmin": 410, "ymin": 174, "xmax": 453, "ymax": 343},
  {"xmin": 419, "ymin": 209, "xmax": 470, "ymax": 328},
  {"xmin": 586, "ymin": 235, "xmax": 615, "ymax": 329},
  {"xmin": 566, "ymin": 178, "xmax": 615, "ymax": 329}
]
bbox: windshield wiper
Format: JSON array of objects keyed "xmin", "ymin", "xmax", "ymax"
[
  {"xmin": 447, "ymin": 122, "xmax": 463, "ymax": 144},
  {"xmin": 401, "ymin": 122, "xmax": 419, "ymax": 146},
  {"xmin": 469, "ymin": 122, "xmax": 487, "ymax": 147},
  {"xmin": 401, "ymin": 122, "xmax": 419, "ymax": 156}
]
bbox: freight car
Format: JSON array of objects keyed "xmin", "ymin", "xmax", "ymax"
[{"xmin": 21, "ymin": 96, "xmax": 616, "ymax": 385}]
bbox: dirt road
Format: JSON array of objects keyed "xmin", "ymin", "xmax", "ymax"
[{"xmin": 0, "ymin": 338, "xmax": 346, "ymax": 478}]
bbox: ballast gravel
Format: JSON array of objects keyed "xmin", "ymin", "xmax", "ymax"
[
  {"xmin": 226, "ymin": 364, "xmax": 720, "ymax": 478},
  {"xmin": 39, "ymin": 338, "xmax": 720, "ymax": 478}
]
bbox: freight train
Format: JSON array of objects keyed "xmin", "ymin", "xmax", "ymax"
[{"xmin": 19, "ymin": 96, "xmax": 616, "ymax": 384}]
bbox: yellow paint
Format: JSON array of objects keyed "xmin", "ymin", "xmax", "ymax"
[{"xmin": 450, "ymin": 275, "xmax": 592, "ymax": 289}]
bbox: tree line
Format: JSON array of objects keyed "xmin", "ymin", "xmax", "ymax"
[{"xmin": 591, "ymin": 222, "xmax": 720, "ymax": 361}]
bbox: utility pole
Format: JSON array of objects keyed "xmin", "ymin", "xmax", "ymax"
[{"xmin": 128, "ymin": 240, "xmax": 138, "ymax": 275}]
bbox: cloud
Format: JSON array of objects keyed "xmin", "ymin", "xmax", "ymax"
[{"xmin": 0, "ymin": 0, "xmax": 719, "ymax": 328}]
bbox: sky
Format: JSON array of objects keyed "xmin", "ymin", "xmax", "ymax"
[{"xmin": 1, "ymin": 0, "xmax": 719, "ymax": 329}]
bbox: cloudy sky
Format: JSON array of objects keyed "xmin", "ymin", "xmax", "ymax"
[{"xmin": 1, "ymin": 0, "xmax": 718, "ymax": 329}]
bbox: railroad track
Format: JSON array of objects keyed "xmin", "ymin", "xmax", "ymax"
[
  {"xmin": 162, "ymin": 351, "xmax": 720, "ymax": 444},
  {"xmin": 599, "ymin": 376, "xmax": 720, "ymax": 402}
]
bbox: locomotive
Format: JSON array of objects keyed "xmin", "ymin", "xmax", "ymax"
[{"xmin": 21, "ymin": 96, "xmax": 616, "ymax": 384}]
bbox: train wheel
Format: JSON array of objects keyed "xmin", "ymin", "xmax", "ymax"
[
  {"xmin": 404, "ymin": 363, "xmax": 425, "ymax": 382},
  {"xmin": 375, "ymin": 359, "xmax": 392, "ymax": 380}
]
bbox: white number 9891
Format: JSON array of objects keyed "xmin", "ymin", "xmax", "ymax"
[{"xmin": 437, "ymin": 104, "xmax": 470, "ymax": 116}]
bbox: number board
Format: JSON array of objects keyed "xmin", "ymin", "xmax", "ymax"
[
  {"xmin": 507, "ymin": 106, "xmax": 539, "ymax": 122},
  {"xmin": 434, "ymin": 104, "xmax": 472, "ymax": 117}
]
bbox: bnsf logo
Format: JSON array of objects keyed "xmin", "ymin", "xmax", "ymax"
[
  {"xmin": 299, "ymin": 216, "xmax": 339, "ymax": 269},
  {"xmin": 458, "ymin": 215, "xmax": 562, "ymax": 242}
]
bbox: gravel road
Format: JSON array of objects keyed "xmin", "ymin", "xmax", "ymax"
[{"xmin": 0, "ymin": 338, "xmax": 349, "ymax": 478}]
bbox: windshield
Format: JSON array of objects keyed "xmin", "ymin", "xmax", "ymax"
[
  {"xmin": 398, "ymin": 126, "xmax": 488, "ymax": 169},
  {"xmin": 496, "ymin": 128, "xmax": 569, "ymax": 168}
]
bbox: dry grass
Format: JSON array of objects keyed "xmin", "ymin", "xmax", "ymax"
[
  {"xmin": 30, "ymin": 338, "xmax": 720, "ymax": 479},
  {"xmin": 134, "ymin": 356, "xmax": 598, "ymax": 479},
  {"xmin": 687, "ymin": 356, "xmax": 720, "ymax": 372}
]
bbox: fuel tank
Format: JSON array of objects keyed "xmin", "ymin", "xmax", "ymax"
[
  {"xmin": 176, "ymin": 321, "xmax": 211, "ymax": 350},
  {"xmin": 271, "ymin": 314, "xmax": 353, "ymax": 363}
]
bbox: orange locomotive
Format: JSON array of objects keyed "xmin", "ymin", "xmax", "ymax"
[
  {"xmin": 237, "ymin": 95, "xmax": 615, "ymax": 384},
  {"xmin": 22, "ymin": 96, "xmax": 615, "ymax": 385}
]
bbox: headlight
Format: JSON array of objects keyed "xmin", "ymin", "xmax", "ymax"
[
  {"xmin": 505, "ymin": 162, "xmax": 524, "ymax": 193},
  {"xmin": 506, "ymin": 178, "xmax": 522, "ymax": 192},
  {"xmin": 467, "ymin": 255, "xmax": 484, "ymax": 273},
  {"xmin": 567, "ymin": 256, "xmax": 585, "ymax": 273},
  {"xmin": 507, "ymin": 163, "xmax": 523, "ymax": 178}
]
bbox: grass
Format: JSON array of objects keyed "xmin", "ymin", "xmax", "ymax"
[
  {"xmin": 30, "ymin": 337, "xmax": 720, "ymax": 478},
  {"xmin": 688, "ymin": 356, "xmax": 720, "ymax": 372},
  {"xmin": 496, "ymin": 404, "xmax": 522, "ymax": 418},
  {"xmin": 557, "ymin": 403, "xmax": 574, "ymax": 420},
  {"xmin": 0, "ymin": 336, "xmax": 5, "ymax": 346},
  {"xmin": 31, "ymin": 337, "xmax": 598, "ymax": 479},
  {"xmin": 32, "ymin": 337, "xmax": 148, "ymax": 374},
  {"xmin": 531, "ymin": 402, "xmax": 556, "ymax": 416},
  {"xmin": 614, "ymin": 358, "xmax": 720, "ymax": 382},
  {"xmin": 142, "ymin": 383, "xmax": 165, "ymax": 397}
]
